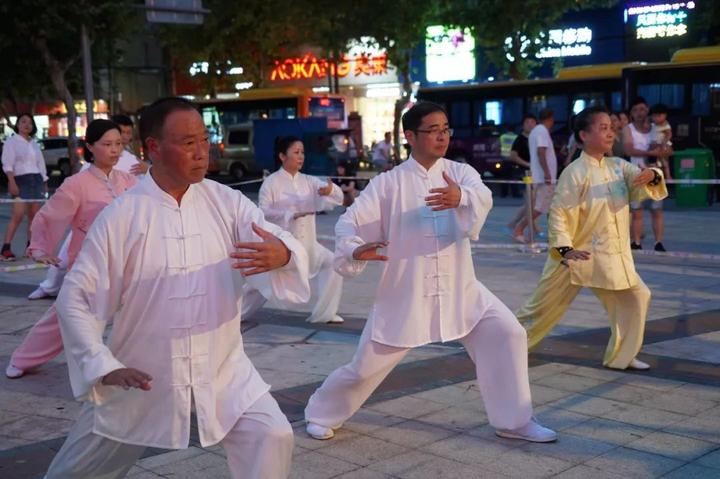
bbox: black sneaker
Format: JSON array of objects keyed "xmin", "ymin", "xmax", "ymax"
[
  {"xmin": 654, "ymin": 242, "xmax": 666, "ymax": 252},
  {"xmin": 631, "ymin": 242, "xmax": 642, "ymax": 250},
  {"xmin": 0, "ymin": 249, "xmax": 16, "ymax": 262}
]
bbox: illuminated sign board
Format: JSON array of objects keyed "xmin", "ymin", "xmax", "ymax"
[
  {"xmin": 425, "ymin": 25, "xmax": 476, "ymax": 83},
  {"xmin": 270, "ymin": 52, "xmax": 388, "ymax": 82},
  {"xmin": 188, "ymin": 61, "xmax": 244, "ymax": 77},
  {"xmin": 537, "ymin": 27, "xmax": 593, "ymax": 58},
  {"xmin": 624, "ymin": 1, "xmax": 696, "ymax": 40}
]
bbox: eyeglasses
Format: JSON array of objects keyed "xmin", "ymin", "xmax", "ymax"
[{"xmin": 415, "ymin": 128, "xmax": 454, "ymax": 137}]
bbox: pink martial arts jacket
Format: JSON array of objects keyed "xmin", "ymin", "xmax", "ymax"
[
  {"xmin": 334, "ymin": 156, "xmax": 496, "ymax": 348},
  {"xmin": 56, "ymin": 173, "xmax": 310, "ymax": 449},
  {"xmin": 29, "ymin": 165, "xmax": 137, "ymax": 268}
]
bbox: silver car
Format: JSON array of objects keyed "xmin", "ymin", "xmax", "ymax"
[
  {"xmin": 208, "ymin": 124, "xmax": 257, "ymax": 180},
  {"xmin": 39, "ymin": 137, "xmax": 84, "ymax": 177}
]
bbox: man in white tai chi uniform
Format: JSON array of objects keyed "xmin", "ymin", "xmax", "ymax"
[
  {"xmin": 304, "ymin": 102, "xmax": 557, "ymax": 443},
  {"xmin": 45, "ymin": 98, "xmax": 311, "ymax": 479}
]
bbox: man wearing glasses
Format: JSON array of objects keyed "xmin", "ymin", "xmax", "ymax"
[{"xmin": 304, "ymin": 102, "xmax": 557, "ymax": 444}]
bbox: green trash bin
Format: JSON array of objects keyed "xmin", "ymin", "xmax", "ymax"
[{"xmin": 673, "ymin": 148, "xmax": 715, "ymax": 207}]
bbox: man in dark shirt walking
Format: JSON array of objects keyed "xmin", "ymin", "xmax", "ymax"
[{"xmin": 506, "ymin": 114, "xmax": 541, "ymax": 237}]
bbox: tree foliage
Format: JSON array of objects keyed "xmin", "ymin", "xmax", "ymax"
[
  {"xmin": 158, "ymin": 0, "xmax": 308, "ymax": 94},
  {"xmin": 0, "ymin": 0, "xmax": 138, "ymax": 166},
  {"xmin": 442, "ymin": 0, "xmax": 620, "ymax": 80}
]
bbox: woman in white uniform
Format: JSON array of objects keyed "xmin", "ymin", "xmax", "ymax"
[{"xmin": 243, "ymin": 136, "xmax": 345, "ymax": 323}]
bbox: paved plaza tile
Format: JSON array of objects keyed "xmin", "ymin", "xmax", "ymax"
[{"xmin": 1, "ymin": 203, "xmax": 719, "ymax": 477}]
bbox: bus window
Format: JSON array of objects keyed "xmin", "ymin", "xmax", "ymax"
[
  {"xmin": 269, "ymin": 108, "xmax": 286, "ymax": 119},
  {"xmin": 474, "ymin": 101, "xmax": 484, "ymax": 126},
  {"xmin": 572, "ymin": 100, "xmax": 586, "ymax": 115},
  {"xmin": 528, "ymin": 95, "xmax": 568, "ymax": 123},
  {"xmin": 485, "ymin": 101, "xmax": 502, "ymax": 126},
  {"xmin": 692, "ymin": 84, "xmax": 711, "ymax": 116},
  {"xmin": 501, "ymin": 98, "xmax": 522, "ymax": 127},
  {"xmin": 637, "ymin": 84, "xmax": 684, "ymax": 109},
  {"xmin": 611, "ymin": 92, "xmax": 622, "ymax": 112},
  {"xmin": 476, "ymin": 99, "xmax": 521, "ymax": 129},
  {"xmin": 451, "ymin": 101, "xmax": 471, "ymax": 128},
  {"xmin": 309, "ymin": 97, "xmax": 345, "ymax": 127}
]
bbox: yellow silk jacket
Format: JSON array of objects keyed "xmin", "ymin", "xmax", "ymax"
[{"xmin": 548, "ymin": 151, "xmax": 667, "ymax": 290}]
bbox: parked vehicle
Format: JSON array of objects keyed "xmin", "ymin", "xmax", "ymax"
[
  {"xmin": 38, "ymin": 137, "xmax": 84, "ymax": 177},
  {"xmin": 208, "ymin": 123, "xmax": 257, "ymax": 180},
  {"xmin": 207, "ymin": 117, "xmax": 366, "ymax": 180}
]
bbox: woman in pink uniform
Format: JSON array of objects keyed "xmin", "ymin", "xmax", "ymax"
[{"xmin": 6, "ymin": 119, "xmax": 137, "ymax": 378}]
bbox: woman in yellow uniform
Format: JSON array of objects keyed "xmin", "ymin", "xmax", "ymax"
[{"xmin": 516, "ymin": 105, "xmax": 667, "ymax": 370}]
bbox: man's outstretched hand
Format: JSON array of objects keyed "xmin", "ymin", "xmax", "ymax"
[
  {"xmin": 102, "ymin": 368, "xmax": 152, "ymax": 391},
  {"xmin": 425, "ymin": 172, "xmax": 461, "ymax": 211},
  {"xmin": 352, "ymin": 241, "xmax": 389, "ymax": 261},
  {"xmin": 231, "ymin": 223, "xmax": 291, "ymax": 276}
]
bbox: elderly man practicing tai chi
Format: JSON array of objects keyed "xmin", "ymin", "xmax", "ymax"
[
  {"xmin": 45, "ymin": 97, "xmax": 311, "ymax": 479},
  {"xmin": 304, "ymin": 101, "xmax": 557, "ymax": 443}
]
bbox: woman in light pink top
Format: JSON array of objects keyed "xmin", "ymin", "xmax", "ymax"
[{"xmin": 6, "ymin": 119, "xmax": 137, "ymax": 378}]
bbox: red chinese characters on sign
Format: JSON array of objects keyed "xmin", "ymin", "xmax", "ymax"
[{"xmin": 270, "ymin": 52, "xmax": 389, "ymax": 81}]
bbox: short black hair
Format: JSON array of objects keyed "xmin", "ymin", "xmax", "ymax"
[
  {"xmin": 138, "ymin": 97, "xmax": 197, "ymax": 147},
  {"xmin": 14, "ymin": 113, "xmax": 38, "ymax": 136},
  {"xmin": 402, "ymin": 101, "xmax": 447, "ymax": 132},
  {"xmin": 110, "ymin": 114, "xmax": 134, "ymax": 127},
  {"xmin": 574, "ymin": 105, "xmax": 609, "ymax": 143},
  {"xmin": 649, "ymin": 103, "xmax": 669, "ymax": 115},
  {"xmin": 522, "ymin": 113, "xmax": 537, "ymax": 122},
  {"xmin": 630, "ymin": 97, "xmax": 647, "ymax": 109},
  {"xmin": 84, "ymin": 119, "xmax": 121, "ymax": 162},
  {"xmin": 274, "ymin": 135, "xmax": 303, "ymax": 167},
  {"xmin": 538, "ymin": 108, "xmax": 554, "ymax": 121}
]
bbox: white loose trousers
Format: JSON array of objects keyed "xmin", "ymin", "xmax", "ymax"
[
  {"xmin": 37, "ymin": 234, "xmax": 70, "ymax": 295},
  {"xmin": 241, "ymin": 242, "xmax": 342, "ymax": 323},
  {"xmin": 305, "ymin": 292, "xmax": 533, "ymax": 430},
  {"xmin": 45, "ymin": 392, "xmax": 293, "ymax": 479}
]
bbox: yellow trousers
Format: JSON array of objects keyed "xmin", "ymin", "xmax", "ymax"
[{"xmin": 516, "ymin": 261, "xmax": 650, "ymax": 369}]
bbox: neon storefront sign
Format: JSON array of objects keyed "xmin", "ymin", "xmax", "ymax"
[
  {"xmin": 270, "ymin": 53, "xmax": 388, "ymax": 81},
  {"xmin": 624, "ymin": 1, "xmax": 696, "ymax": 40},
  {"xmin": 537, "ymin": 27, "xmax": 593, "ymax": 58}
]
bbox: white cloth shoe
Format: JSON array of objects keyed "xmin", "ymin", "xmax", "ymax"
[
  {"xmin": 306, "ymin": 315, "xmax": 345, "ymax": 324},
  {"xmin": 27, "ymin": 287, "xmax": 54, "ymax": 300},
  {"xmin": 5, "ymin": 364, "xmax": 24, "ymax": 379},
  {"xmin": 627, "ymin": 358, "xmax": 650, "ymax": 370},
  {"xmin": 495, "ymin": 418, "xmax": 557, "ymax": 443},
  {"xmin": 306, "ymin": 422, "xmax": 334, "ymax": 440}
]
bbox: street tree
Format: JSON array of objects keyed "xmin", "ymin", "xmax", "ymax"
[
  {"xmin": 351, "ymin": 0, "xmax": 440, "ymax": 160},
  {"xmin": 0, "ymin": 0, "xmax": 138, "ymax": 169},
  {"xmin": 443, "ymin": 0, "xmax": 619, "ymax": 80},
  {"xmin": 159, "ymin": 0, "xmax": 307, "ymax": 96}
]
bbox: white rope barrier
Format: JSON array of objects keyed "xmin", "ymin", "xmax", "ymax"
[
  {"xmin": 2, "ymin": 176, "xmax": 719, "ymax": 203},
  {"xmin": 0, "ymin": 262, "xmax": 49, "ymax": 273},
  {"xmin": 223, "ymin": 178, "xmax": 266, "ymax": 187},
  {"xmin": 477, "ymin": 178, "xmax": 720, "ymax": 185},
  {"xmin": 315, "ymin": 234, "xmax": 720, "ymax": 262}
]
